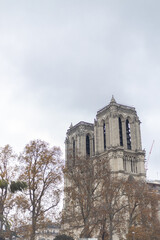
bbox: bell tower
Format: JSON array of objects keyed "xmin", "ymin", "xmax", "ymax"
[
  {"xmin": 65, "ymin": 97, "xmax": 146, "ymax": 178},
  {"xmin": 94, "ymin": 96, "xmax": 145, "ymax": 178},
  {"xmin": 65, "ymin": 121, "xmax": 94, "ymax": 166}
]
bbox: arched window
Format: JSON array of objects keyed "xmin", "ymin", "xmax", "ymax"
[
  {"xmin": 73, "ymin": 139, "xmax": 75, "ymax": 164},
  {"xmin": 126, "ymin": 119, "xmax": 131, "ymax": 150},
  {"xmin": 86, "ymin": 135, "xmax": 90, "ymax": 156},
  {"xmin": 119, "ymin": 117, "xmax": 123, "ymax": 146},
  {"xmin": 103, "ymin": 123, "xmax": 106, "ymax": 150}
]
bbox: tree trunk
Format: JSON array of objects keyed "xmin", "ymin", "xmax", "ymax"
[
  {"xmin": 30, "ymin": 225, "xmax": 36, "ymax": 240},
  {"xmin": 30, "ymin": 214, "xmax": 36, "ymax": 240},
  {"xmin": 109, "ymin": 217, "xmax": 113, "ymax": 240},
  {"xmin": 80, "ymin": 225, "xmax": 91, "ymax": 238}
]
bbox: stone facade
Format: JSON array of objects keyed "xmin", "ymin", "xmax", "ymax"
[
  {"xmin": 62, "ymin": 97, "xmax": 146, "ymax": 239},
  {"xmin": 65, "ymin": 96, "xmax": 146, "ymax": 178}
]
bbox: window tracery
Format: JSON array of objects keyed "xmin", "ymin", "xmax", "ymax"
[{"xmin": 123, "ymin": 155, "xmax": 138, "ymax": 173}]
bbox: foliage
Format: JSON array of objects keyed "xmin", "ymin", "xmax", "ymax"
[
  {"xmin": 0, "ymin": 145, "xmax": 27, "ymax": 239},
  {"xmin": 54, "ymin": 234, "xmax": 74, "ymax": 240},
  {"xmin": 10, "ymin": 181, "xmax": 27, "ymax": 193},
  {"xmin": 125, "ymin": 177, "xmax": 160, "ymax": 240},
  {"xmin": 63, "ymin": 155, "xmax": 125, "ymax": 239},
  {"xmin": 63, "ymin": 156, "xmax": 160, "ymax": 240},
  {"xmin": 98, "ymin": 174, "xmax": 127, "ymax": 240},
  {"xmin": 0, "ymin": 180, "xmax": 8, "ymax": 189},
  {"xmin": 17, "ymin": 139, "xmax": 63, "ymax": 240}
]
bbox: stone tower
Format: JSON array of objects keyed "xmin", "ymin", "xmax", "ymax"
[{"xmin": 65, "ymin": 97, "xmax": 146, "ymax": 178}]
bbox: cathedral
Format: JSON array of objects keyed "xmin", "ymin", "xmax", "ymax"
[
  {"xmin": 62, "ymin": 97, "xmax": 147, "ymax": 240},
  {"xmin": 65, "ymin": 96, "xmax": 146, "ymax": 178}
]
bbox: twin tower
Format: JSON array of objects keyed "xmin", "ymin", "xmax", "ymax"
[{"xmin": 65, "ymin": 97, "xmax": 146, "ymax": 178}]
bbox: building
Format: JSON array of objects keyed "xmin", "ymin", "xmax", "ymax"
[
  {"xmin": 65, "ymin": 96, "xmax": 146, "ymax": 178},
  {"xmin": 17, "ymin": 224, "xmax": 60, "ymax": 240},
  {"xmin": 62, "ymin": 97, "xmax": 147, "ymax": 240},
  {"xmin": 35, "ymin": 224, "xmax": 60, "ymax": 240}
]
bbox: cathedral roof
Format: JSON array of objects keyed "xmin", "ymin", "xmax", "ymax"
[
  {"xmin": 67, "ymin": 121, "xmax": 94, "ymax": 134},
  {"xmin": 96, "ymin": 96, "xmax": 136, "ymax": 116}
]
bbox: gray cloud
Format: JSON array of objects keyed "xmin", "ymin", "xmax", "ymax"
[{"xmin": 0, "ymin": 0, "xmax": 159, "ymax": 179}]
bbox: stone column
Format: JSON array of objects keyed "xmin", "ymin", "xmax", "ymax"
[
  {"xmin": 95, "ymin": 121, "xmax": 100, "ymax": 154},
  {"xmin": 97, "ymin": 121, "xmax": 104, "ymax": 153},
  {"xmin": 94, "ymin": 121, "xmax": 98, "ymax": 154},
  {"xmin": 90, "ymin": 135, "xmax": 93, "ymax": 156},
  {"xmin": 135, "ymin": 120, "xmax": 142, "ymax": 150},
  {"xmin": 109, "ymin": 114, "xmax": 119, "ymax": 147},
  {"xmin": 130, "ymin": 120, "xmax": 136, "ymax": 151},
  {"xmin": 80, "ymin": 134, "xmax": 86, "ymax": 157}
]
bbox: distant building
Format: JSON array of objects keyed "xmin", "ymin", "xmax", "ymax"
[
  {"xmin": 35, "ymin": 224, "xmax": 60, "ymax": 240},
  {"xmin": 148, "ymin": 180, "xmax": 160, "ymax": 193},
  {"xmin": 17, "ymin": 224, "xmax": 60, "ymax": 240}
]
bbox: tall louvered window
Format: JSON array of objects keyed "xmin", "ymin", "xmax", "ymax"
[
  {"xmin": 103, "ymin": 123, "xmax": 106, "ymax": 150},
  {"xmin": 119, "ymin": 117, "xmax": 123, "ymax": 146},
  {"xmin": 86, "ymin": 135, "xmax": 90, "ymax": 156},
  {"xmin": 73, "ymin": 139, "xmax": 75, "ymax": 165},
  {"xmin": 126, "ymin": 119, "xmax": 131, "ymax": 150}
]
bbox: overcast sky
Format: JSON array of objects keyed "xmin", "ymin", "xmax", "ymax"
[{"xmin": 0, "ymin": 0, "xmax": 160, "ymax": 180}]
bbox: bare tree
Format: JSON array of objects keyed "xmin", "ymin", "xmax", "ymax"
[
  {"xmin": 63, "ymin": 156, "xmax": 127, "ymax": 240},
  {"xmin": 0, "ymin": 145, "xmax": 27, "ymax": 240},
  {"xmin": 63, "ymin": 155, "xmax": 111, "ymax": 238},
  {"xmin": 63, "ymin": 155, "xmax": 160, "ymax": 240},
  {"xmin": 125, "ymin": 177, "xmax": 160, "ymax": 240},
  {"xmin": 18, "ymin": 140, "xmax": 63, "ymax": 240},
  {"xmin": 97, "ymin": 173, "xmax": 127, "ymax": 240}
]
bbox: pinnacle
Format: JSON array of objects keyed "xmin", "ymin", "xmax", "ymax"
[{"xmin": 110, "ymin": 95, "xmax": 116, "ymax": 103}]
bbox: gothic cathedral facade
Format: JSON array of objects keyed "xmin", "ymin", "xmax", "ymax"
[
  {"xmin": 65, "ymin": 96, "xmax": 146, "ymax": 178},
  {"xmin": 62, "ymin": 97, "xmax": 146, "ymax": 239}
]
